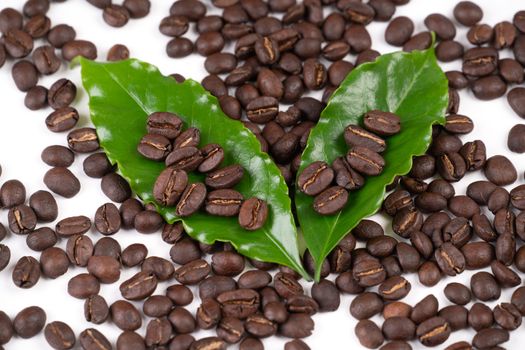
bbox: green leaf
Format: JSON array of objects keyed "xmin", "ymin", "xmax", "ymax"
[
  {"xmin": 80, "ymin": 58, "xmax": 309, "ymax": 279},
  {"xmin": 296, "ymin": 47, "xmax": 449, "ymax": 280}
]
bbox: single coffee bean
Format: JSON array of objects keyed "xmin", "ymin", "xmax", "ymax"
[
  {"xmin": 120, "ymin": 271, "xmax": 158, "ymax": 300},
  {"xmin": 190, "ymin": 337, "xmax": 226, "ymax": 350},
  {"xmin": 134, "ymin": 210, "xmax": 163, "ymax": 233},
  {"xmin": 472, "ymin": 328, "xmax": 509, "ymax": 349},
  {"xmin": 508, "ymin": 124, "xmax": 525, "ymax": 153},
  {"xmin": 472, "ymin": 75, "xmax": 507, "ymax": 100},
  {"xmin": 40, "ymin": 247, "xmax": 69, "ymax": 279},
  {"xmin": 344, "ymin": 125, "xmax": 386, "ymax": 153},
  {"xmin": 24, "ymin": 85, "xmax": 48, "ymax": 110},
  {"xmin": 454, "ymin": 1, "xmax": 483, "ymax": 26},
  {"xmin": 0, "ymin": 8, "xmax": 22, "ymax": 33},
  {"xmin": 500, "ymin": 58, "xmax": 524, "ymax": 84},
  {"xmin": 468, "ymin": 24, "xmax": 494, "ymax": 45},
  {"xmin": 204, "ymin": 189, "xmax": 243, "ymax": 217},
  {"xmin": 8, "ymin": 205, "xmax": 37, "ymax": 234},
  {"xmin": 47, "ymin": 24, "xmax": 76, "ymax": 48},
  {"xmin": 471, "ymin": 271, "xmax": 500, "ymax": 301},
  {"xmin": 378, "ymin": 276, "xmax": 411, "ymax": 300},
  {"xmin": 392, "ymin": 207, "xmax": 423, "ymax": 238},
  {"xmin": 12, "ymin": 256, "xmax": 40, "ymax": 288},
  {"xmin": 66, "ymin": 235, "xmax": 93, "ymax": 266},
  {"xmin": 103, "ymin": 5, "xmax": 130, "ymax": 27},
  {"xmin": 403, "ymin": 31, "xmax": 432, "ymax": 52},
  {"xmin": 116, "ymin": 331, "xmax": 145, "ymax": 350},
  {"xmin": 346, "ymin": 146, "xmax": 385, "ymax": 176},
  {"xmin": 107, "ymin": 44, "xmax": 130, "ymax": 61},
  {"xmin": 493, "ymin": 302, "xmax": 522, "ymax": 330},
  {"xmin": 246, "ymin": 96, "xmax": 279, "ymax": 123},
  {"xmin": 166, "ymin": 147, "xmax": 203, "ymax": 171},
  {"xmin": 446, "ymin": 70, "xmax": 469, "ymax": 90},
  {"xmin": 439, "ymin": 305, "xmax": 468, "ymax": 331},
  {"xmin": 68, "ymin": 128, "xmax": 99, "ymax": 153},
  {"xmin": 84, "ymin": 295, "xmax": 109, "ymax": 324},
  {"xmin": 68, "ymin": 273, "xmax": 100, "ymax": 299},
  {"xmin": 13, "ymin": 306, "xmax": 46, "ymax": 339},
  {"xmin": 4, "ymin": 29, "xmax": 33, "ymax": 58},
  {"xmin": 123, "ymin": 0, "xmax": 150, "ymax": 18},
  {"xmin": 167, "ymin": 37, "xmax": 194, "ymax": 58},
  {"xmin": 160, "ymin": 15, "xmax": 189, "ymax": 37},
  {"xmin": 363, "ymin": 110, "xmax": 401, "ymax": 136},
  {"xmin": 41, "ymin": 146, "xmax": 74, "ymax": 168},
  {"xmin": 411, "ymin": 294, "xmax": 439, "ymax": 324},
  {"xmin": 469, "ymin": 302, "xmax": 494, "ymax": 331},
  {"xmin": 488, "ymin": 187, "xmax": 510, "ymax": 213},
  {"xmin": 349, "ymin": 291, "xmax": 383, "ymax": 320},
  {"xmin": 415, "ymin": 192, "xmax": 447, "ymax": 213},
  {"xmin": 444, "ymin": 283, "xmax": 471, "ymax": 305},
  {"xmin": 94, "ymin": 203, "xmax": 121, "ymax": 235},
  {"xmin": 33, "ymin": 45, "xmax": 60, "ymax": 75},
  {"xmin": 87, "ymin": 255, "xmax": 120, "ymax": 284},
  {"xmin": 511, "ymin": 286, "xmax": 525, "ymax": 315},
  {"xmin": 436, "ymin": 40, "xmax": 464, "ymax": 62},
  {"xmin": 45, "ymin": 107, "xmax": 79, "ymax": 132},
  {"xmin": 138, "ymin": 133, "xmax": 172, "ymax": 161},
  {"xmin": 44, "ymin": 321, "xmax": 75, "ymax": 350},
  {"xmin": 424, "ymin": 13, "xmax": 456, "ymax": 40},
  {"xmin": 382, "ymin": 317, "xmax": 416, "ymax": 341},
  {"xmin": 168, "ymin": 307, "xmax": 196, "ymax": 334},
  {"xmin": 12, "ymin": 60, "xmax": 38, "ymax": 92},
  {"xmin": 143, "ymin": 295, "xmax": 174, "ymax": 318},
  {"xmin": 436, "ymin": 152, "xmax": 466, "ymax": 182},
  {"xmin": 48, "ymin": 79, "xmax": 77, "ymax": 110},
  {"xmin": 416, "ymin": 316, "xmax": 450, "ymax": 346},
  {"xmin": 462, "ymin": 47, "xmax": 498, "ymax": 76},
  {"xmin": 55, "ymin": 216, "xmax": 91, "ymax": 237},
  {"xmin": 383, "ymin": 190, "xmax": 413, "ymax": 216},
  {"xmin": 508, "ymin": 87, "xmax": 525, "ymax": 118},
  {"xmin": 385, "ymin": 16, "xmax": 414, "ymax": 46},
  {"xmin": 410, "ymin": 155, "xmax": 436, "ymax": 179},
  {"xmin": 199, "ymin": 144, "xmax": 224, "ymax": 173},
  {"xmin": 101, "ymin": 173, "xmax": 132, "ymax": 203},
  {"xmin": 83, "ymin": 153, "xmax": 113, "ymax": 179},
  {"xmin": 435, "ymin": 242, "xmax": 465, "ymax": 276},
  {"xmin": 418, "ymin": 261, "xmax": 441, "ymax": 287},
  {"xmin": 79, "ymin": 328, "xmax": 111, "ymax": 350},
  {"xmin": 355, "ymin": 319, "xmax": 384, "ymax": 349},
  {"xmin": 205, "ymin": 165, "xmax": 244, "ymax": 190},
  {"xmin": 26, "ymin": 227, "xmax": 57, "ymax": 251},
  {"xmin": 110, "ymin": 300, "xmax": 142, "ymax": 331}
]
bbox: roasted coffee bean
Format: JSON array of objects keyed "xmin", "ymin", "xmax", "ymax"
[
  {"xmin": 205, "ymin": 189, "xmax": 243, "ymax": 216},
  {"xmin": 413, "ymin": 227, "xmax": 439, "ymax": 256},
  {"xmin": 488, "ymin": 187, "xmax": 510, "ymax": 213},
  {"xmin": 94, "ymin": 237, "xmax": 121, "ymax": 261},
  {"xmin": 385, "ymin": 16, "xmax": 414, "ymax": 46},
  {"xmin": 344, "ymin": 125, "xmax": 386, "ymax": 153},
  {"xmin": 271, "ymin": 132, "xmax": 300, "ymax": 164},
  {"xmin": 346, "ymin": 146, "xmax": 385, "ymax": 176},
  {"xmin": 445, "ymin": 114, "xmax": 474, "ymax": 134},
  {"xmin": 383, "ymin": 190, "xmax": 413, "ymax": 216},
  {"xmin": 435, "ymin": 242, "xmax": 465, "ymax": 276},
  {"xmin": 175, "ymin": 259, "xmax": 211, "ymax": 285},
  {"xmin": 496, "ymin": 231, "xmax": 515, "ymax": 264},
  {"xmin": 174, "ymin": 183, "xmax": 206, "ymax": 217},
  {"xmin": 516, "ymin": 245, "xmax": 525, "ymax": 272},
  {"xmin": 415, "ymin": 192, "xmax": 447, "ymax": 213},
  {"xmin": 449, "ymin": 196, "xmax": 480, "ymax": 219},
  {"xmin": 411, "ymin": 294, "xmax": 439, "ymax": 325},
  {"xmin": 238, "ymin": 197, "xmax": 268, "ymax": 230},
  {"xmin": 444, "ymin": 283, "xmax": 471, "ymax": 305},
  {"xmin": 367, "ymin": 236, "xmax": 397, "ymax": 257},
  {"xmin": 4, "ymin": 29, "xmax": 33, "ymax": 58},
  {"xmin": 47, "ymin": 79, "xmax": 77, "ymax": 110},
  {"xmin": 472, "ymin": 75, "xmax": 507, "ymax": 100},
  {"xmin": 210, "ymin": 251, "xmax": 244, "ymax": 277},
  {"xmin": 500, "ymin": 58, "xmax": 524, "ymax": 84},
  {"xmin": 8, "ymin": 205, "xmax": 37, "ymax": 234},
  {"xmin": 363, "ymin": 110, "xmax": 401, "ymax": 136},
  {"xmin": 166, "ymin": 147, "xmax": 203, "ymax": 172},
  {"xmin": 79, "ymin": 328, "xmax": 111, "ymax": 350},
  {"xmin": 382, "ymin": 317, "xmax": 416, "ymax": 341},
  {"xmin": 274, "ymin": 272, "xmax": 303, "ymax": 299},
  {"xmin": 508, "ymin": 87, "xmax": 525, "ymax": 118},
  {"xmin": 84, "ymin": 295, "xmax": 109, "ymax": 324},
  {"xmin": 0, "ymin": 8, "xmax": 22, "ymax": 34},
  {"xmin": 100, "ymin": 173, "xmax": 131, "ymax": 203},
  {"xmin": 508, "ymin": 124, "xmax": 525, "ymax": 153},
  {"xmin": 350, "ymin": 292, "xmax": 383, "ymax": 320},
  {"xmin": 103, "ymin": 5, "xmax": 130, "ymax": 27},
  {"xmin": 120, "ymin": 244, "xmax": 147, "ymax": 268},
  {"xmin": 255, "ymin": 36, "xmax": 280, "ymax": 65},
  {"xmin": 416, "ymin": 316, "xmax": 450, "ymax": 347},
  {"xmin": 353, "ymin": 257, "xmax": 386, "ymax": 287},
  {"xmin": 378, "ymin": 276, "xmax": 411, "ymax": 300},
  {"xmin": 467, "ymin": 180, "xmax": 496, "ymax": 205},
  {"xmin": 167, "ymin": 37, "xmax": 194, "ymax": 58},
  {"xmin": 164, "ymin": 284, "xmax": 193, "ymax": 307},
  {"xmin": 198, "ymin": 15, "xmax": 223, "ymax": 33},
  {"xmin": 410, "ymin": 155, "xmax": 436, "ymax": 180},
  {"xmin": 160, "ymin": 15, "xmax": 190, "ymax": 37},
  {"xmin": 106, "ymin": 44, "xmax": 130, "ymax": 61},
  {"xmin": 403, "ymin": 31, "xmax": 432, "ymax": 52},
  {"xmin": 446, "ymin": 70, "xmax": 469, "ymax": 90},
  {"xmin": 66, "ymin": 235, "xmax": 93, "ymax": 267},
  {"xmin": 120, "ymin": 271, "xmax": 158, "ymax": 300},
  {"xmin": 493, "ymin": 302, "xmax": 522, "ymax": 330},
  {"xmin": 383, "ymin": 302, "xmax": 412, "ymax": 320},
  {"xmin": 332, "ymin": 157, "xmax": 365, "ymax": 191},
  {"xmin": 313, "ymin": 186, "xmax": 348, "ymax": 215},
  {"xmin": 169, "ymin": 238, "xmax": 201, "ymax": 265},
  {"xmin": 13, "ymin": 306, "xmax": 46, "ymax": 339},
  {"xmin": 397, "ymin": 242, "xmax": 421, "ymax": 272},
  {"xmin": 454, "ymin": 1, "xmax": 483, "ymax": 26},
  {"xmin": 437, "ymin": 152, "xmax": 466, "ymax": 182},
  {"xmin": 83, "ymin": 153, "xmax": 113, "ymax": 179},
  {"xmin": 463, "ymin": 47, "xmax": 498, "ymax": 77},
  {"xmin": 26, "ymin": 227, "xmax": 57, "ymax": 251},
  {"xmin": 436, "ymin": 40, "xmax": 464, "ymax": 62},
  {"xmin": 355, "ymin": 319, "xmax": 384, "ymax": 349},
  {"xmin": 493, "ymin": 21, "xmax": 516, "ymax": 49},
  {"xmin": 41, "ymin": 146, "xmax": 74, "ymax": 168},
  {"xmin": 431, "ymin": 132, "xmax": 462, "ymax": 156},
  {"xmin": 418, "ymin": 261, "xmax": 442, "ymax": 287},
  {"xmin": 68, "ymin": 128, "xmax": 99, "ymax": 153},
  {"xmin": 309, "ymin": 279, "xmax": 339, "ymax": 312},
  {"xmin": 144, "ymin": 318, "xmax": 172, "ymax": 347},
  {"xmin": 392, "ymin": 207, "xmax": 423, "ymax": 238},
  {"xmin": 12, "ymin": 256, "xmax": 40, "ymax": 288},
  {"xmin": 87, "ymin": 255, "xmax": 120, "ymax": 284},
  {"xmin": 94, "ymin": 203, "xmax": 121, "ymax": 235},
  {"xmin": 47, "ymin": 24, "xmax": 76, "ymax": 49},
  {"xmin": 190, "ymin": 337, "xmax": 226, "ymax": 350},
  {"xmin": 279, "ymin": 313, "xmax": 314, "ymax": 339},
  {"xmin": 138, "ymin": 133, "xmax": 172, "ymax": 161},
  {"xmin": 12, "ymin": 60, "xmax": 38, "ymax": 92},
  {"xmin": 401, "ymin": 176, "xmax": 428, "ymax": 194},
  {"xmin": 468, "ymin": 302, "xmax": 494, "ymax": 331},
  {"xmin": 257, "ymin": 68, "xmax": 284, "ymax": 99},
  {"xmin": 196, "ymin": 297, "xmax": 221, "ymax": 330},
  {"xmin": 110, "ymin": 300, "xmax": 142, "ymax": 331},
  {"xmin": 424, "ymin": 13, "xmax": 455, "ymax": 40},
  {"xmin": 205, "ymin": 52, "xmax": 237, "ymax": 74},
  {"xmin": 56, "ymin": 216, "xmax": 91, "ymax": 237},
  {"xmin": 472, "ymin": 328, "xmax": 509, "ymax": 349},
  {"xmin": 40, "ymin": 247, "xmax": 69, "ymax": 279},
  {"xmin": 439, "ymin": 305, "xmax": 468, "ymax": 331},
  {"xmin": 205, "ymin": 165, "xmax": 244, "ymax": 189},
  {"xmin": 244, "ymin": 314, "xmax": 276, "ymax": 338},
  {"xmin": 511, "ymin": 286, "xmax": 525, "ymax": 315},
  {"xmin": 471, "ymin": 271, "xmax": 500, "ymax": 301},
  {"xmin": 141, "ymin": 256, "xmax": 174, "ymax": 281},
  {"xmin": 44, "ymin": 321, "xmax": 75, "ymax": 350},
  {"xmin": 24, "ymin": 85, "xmax": 48, "ymax": 110},
  {"xmin": 246, "ymin": 96, "xmax": 279, "ymax": 123},
  {"xmin": 68, "ymin": 273, "xmax": 100, "ymax": 299},
  {"xmin": 237, "ymin": 270, "xmax": 271, "ymax": 290},
  {"xmin": 45, "ymin": 107, "xmax": 79, "ymax": 133}
]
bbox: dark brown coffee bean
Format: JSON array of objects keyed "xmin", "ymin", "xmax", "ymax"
[
  {"xmin": 454, "ymin": 1, "xmax": 483, "ymax": 26},
  {"xmin": 170, "ymin": 0, "xmax": 206, "ymax": 20},
  {"xmin": 460, "ymin": 140, "xmax": 486, "ymax": 170},
  {"xmin": 246, "ymin": 96, "xmax": 279, "ymax": 123},
  {"xmin": 416, "ymin": 316, "xmax": 450, "ymax": 347},
  {"xmin": 79, "ymin": 328, "xmax": 111, "ymax": 350},
  {"xmin": 500, "ymin": 58, "xmax": 524, "ymax": 84},
  {"xmin": 110, "ymin": 300, "xmax": 142, "ymax": 331},
  {"xmin": 437, "ymin": 152, "xmax": 466, "ymax": 182},
  {"xmin": 205, "ymin": 53, "xmax": 237, "ymax": 74},
  {"xmin": 175, "ymin": 259, "xmax": 211, "ymax": 285},
  {"xmin": 47, "ymin": 79, "xmax": 77, "ymax": 110},
  {"xmin": 219, "ymin": 96, "xmax": 242, "ymax": 120},
  {"xmin": 493, "ymin": 21, "xmax": 516, "ymax": 49},
  {"xmin": 274, "ymin": 272, "xmax": 303, "ymax": 299},
  {"xmin": 508, "ymin": 87, "xmax": 525, "ymax": 118},
  {"xmin": 32, "ymin": 45, "xmax": 60, "ymax": 75},
  {"xmin": 382, "ymin": 317, "xmax": 416, "ymax": 341},
  {"xmin": 436, "ymin": 40, "xmax": 464, "ymax": 62},
  {"xmin": 355, "ymin": 319, "xmax": 384, "ymax": 349},
  {"xmin": 367, "ymin": 236, "xmax": 397, "ymax": 258},
  {"xmin": 444, "ymin": 283, "xmax": 471, "ymax": 305},
  {"xmin": 120, "ymin": 271, "xmax": 157, "ymax": 300},
  {"xmin": 198, "ymin": 15, "xmax": 223, "ymax": 33},
  {"xmin": 204, "ymin": 189, "xmax": 243, "ymax": 216},
  {"xmin": 422, "ymin": 213, "xmax": 451, "ymax": 240},
  {"xmin": 166, "ymin": 147, "xmax": 203, "ymax": 172},
  {"xmin": 439, "ymin": 305, "xmax": 468, "ymax": 330},
  {"xmin": 44, "ymin": 321, "xmax": 75, "ymax": 350},
  {"xmin": 462, "ymin": 241, "xmax": 495, "ymax": 269},
  {"xmin": 40, "ymin": 247, "xmax": 69, "ymax": 279},
  {"xmin": 279, "ymin": 313, "xmax": 314, "ymax": 339},
  {"xmin": 472, "ymin": 75, "xmax": 507, "ymax": 100},
  {"xmin": 167, "ymin": 37, "xmax": 194, "ymax": 58},
  {"xmin": 84, "ymin": 295, "xmax": 109, "ymax": 325},
  {"xmin": 4, "ymin": 29, "xmax": 33, "ymax": 58},
  {"xmin": 8, "ymin": 205, "xmax": 37, "ymax": 234},
  {"xmin": 473, "ymin": 328, "xmax": 509, "ymax": 349},
  {"xmin": 94, "ymin": 203, "xmax": 121, "ymax": 235},
  {"xmin": 297, "ymin": 161, "xmax": 333, "ymax": 196},
  {"xmin": 205, "ymin": 165, "xmax": 244, "ymax": 190},
  {"xmin": 133, "ymin": 210, "xmax": 163, "ymax": 234},
  {"xmin": 403, "ymin": 31, "xmax": 432, "ymax": 52},
  {"xmin": 411, "ymin": 294, "xmax": 439, "ymax": 324},
  {"xmin": 435, "ymin": 242, "xmax": 465, "ymax": 276},
  {"xmin": 378, "ymin": 276, "xmax": 411, "ymax": 301},
  {"xmin": 255, "ymin": 36, "xmax": 280, "ymax": 65},
  {"xmin": 0, "ymin": 8, "xmax": 22, "ymax": 34},
  {"xmin": 41, "ymin": 146, "xmax": 74, "ymax": 168},
  {"xmin": 364, "ymin": 110, "xmax": 401, "ymax": 136},
  {"xmin": 12, "ymin": 60, "xmax": 38, "ymax": 92},
  {"xmin": 467, "ymin": 180, "xmax": 496, "ymax": 205},
  {"xmin": 471, "ymin": 271, "xmax": 500, "ymax": 301},
  {"xmin": 106, "ymin": 44, "xmax": 130, "ymax": 62},
  {"xmin": 392, "ymin": 207, "xmax": 423, "ymax": 238},
  {"xmin": 138, "ymin": 133, "xmax": 172, "ymax": 161},
  {"xmin": 56, "ymin": 216, "xmax": 91, "ymax": 237},
  {"xmin": 68, "ymin": 128, "xmax": 99, "ymax": 153},
  {"xmin": 66, "ymin": 235, "xmax": 93, "ymax": 267},
  {"xmin": 397, "ymin": 242, "xmax": 421, "ymax": 272},
  {"xmin": 344, "ymin": 125, "xmax": 386, "ymax": 153},
  {"xmin": 45, "ymin": 107, "xmax": 79, "ymax": 133},
  {"xmin": 103, "ymin": 5, "xmax": 130, "ymax": 27},
  {"xmin": 13, "ymin": 306, "xmax": 46, "ymax": 339},
  {"xmin": 485, "ymin": 155, "xmax": 517, "ymax": 185},
  {"xmin": 196, "ymin": 298, "xmax": 221, "ymax": 329},
  {"xmin": 507, "ymin": 124, "xmax": 525, "ymax": 153},
  {"xmin": 160, "ymin": 15, "xmax": 189, "ymax": 37},
  {"xmin": 468, "ymin": 302, "xmax": 494, "ymax": 331},
  {"xmin": 383, "ymin": 190, "xmax": 413, "ymax": 216},
  {"xmin": 12, "ymin": 256, "xmax": 40, "ymax": 288},
  {"xmin": 26, "ymin": 227, "xmax": 57, "ymax": 251},
  {"xmin": 190, "ymin": 337, "xmax": 226, "ymax": 350},
  {"xmin": 68, "ymin": 273, "xmax": 99, "ymax": 299},
  {"xmin": 410, "ymin": 155, "xmax": 436, "ymax": 179},
  {"xmin": 415, "ymin": 192, "xmax": 447, "ymax": 213},
  {"xmin": 346, "ymin": 146, "xmax": 385, "ymax": 176},
  {"xmin": 418, "ymin": 261, "xmax": 441, "ymax": 287},
  {"xmin": 491, "ymin": 260, "xmax": 521, "ymax": 287},
  {"xmin": 24, "ymin": 85, "xmax": 48, "ymax": 110},
  {"xmin": 353, "ymin": 258, "xmax": 386, "ymax": 287},
  {"xmin": 385, "ymin": 16, "xmax": 414, "ymax": 46},
  {"xmin": 424, "ymin": 13, "xmax": 456, "ymax": 40}
]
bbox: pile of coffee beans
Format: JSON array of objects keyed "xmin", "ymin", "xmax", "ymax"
[
  {"xmin": 298, "ymin": 110, "xmax": 401, "ymax": 215},
  {"xmin": 3, "ymin": 0, "xmax": 525, "ymax": 349},
  {"xmin": 138, "ymin": 110, "xmax": 269, "ymax": 230}
]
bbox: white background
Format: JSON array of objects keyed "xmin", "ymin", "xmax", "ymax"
[{"xmin": 0, "ymin": 0, "xmax": 525, "ymax": 349}]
